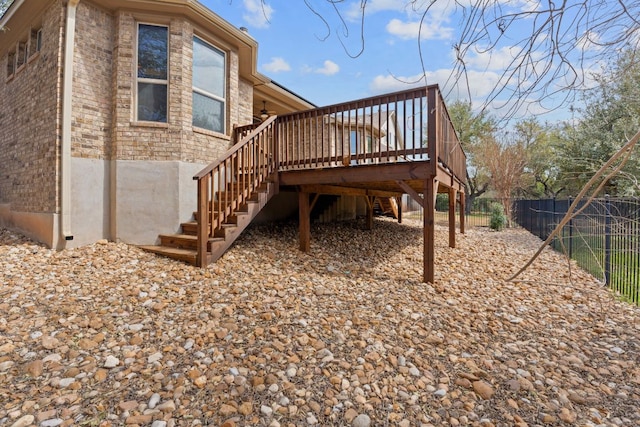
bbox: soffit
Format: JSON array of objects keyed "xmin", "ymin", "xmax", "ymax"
[{"xmin": 0, "ymin": 0, "xmax": 52, "ymax": 57}]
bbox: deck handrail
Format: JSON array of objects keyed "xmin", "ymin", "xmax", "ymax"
[
  {"xmin": 273, "ymin": 85, "xmax": 467, "ymax": 183},
  {"xmin": 190, "ymin": 86, "xmax": 467, "ymax": 267},
  {"xmin": 431, "ymin": 87, "xmax": 467, "ymax": 184},
  {"xmin": 193, "ymin": 115, "xmax": 277, "ymax": 266}
]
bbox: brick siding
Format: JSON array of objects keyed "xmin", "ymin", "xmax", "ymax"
[
  {"xmin": 0, "ymin": 1, "xmax": 63, "ymax": 213},
  {"xmin": 1, "ymin": 1, "xmax": 256, "ymax": 215}
]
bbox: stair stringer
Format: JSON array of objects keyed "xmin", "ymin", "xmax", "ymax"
[{"xmin": 205, "ymin": 181, "xmax": 276, "ymax": 264}]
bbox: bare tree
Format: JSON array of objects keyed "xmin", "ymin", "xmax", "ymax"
[
  {"xmin": 476, "ymin": 135, "xmax": 528, "ymax": 221},
  {"xmin": 283, "ymin": 1, "xmax": 640, "ymax": 121}
]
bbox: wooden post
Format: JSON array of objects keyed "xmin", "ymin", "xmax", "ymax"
[
  {"xmin": 448, "ymin": 187, "xmax": 456, "ymax": 248},
  {"xmin": 365, "ymin": 196, "xmax": 374, "ymax": 230},
  {"xmin": 459, "ymin": 192, "xmax": 466, "ymax": 234},
  {"xmin": 397, "ymin": 196, "xmax": 403, "ymax": 224},
  {"xmin": 196, "ymin": 175, "xmax": 209, "ymax": 267},
  {"xmin": 424, "ymin": 178, "xmax": 435, "ymax": 283},
  {"xmin": 299, "ymin": 191, "xmax": 310, "ymax": 252}
]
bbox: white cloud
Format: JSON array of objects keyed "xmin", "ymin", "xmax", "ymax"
[
  {"xmin": 370, "ymin": 68, "xmax": 501, "ymax": 103},
  {"xmin": 386, "ymin": 18, "xmax": 454, "ymax": 41},
  {"xmin": 305, "ymin": 60, "xmax": 340, "ymax": 76},
  {"xmin": 463, "ymin": 46, "xmax": 524, "ymax": 71},
  {"xmin": 345, "ymin": 0, "xmax": 409, "ymax": 20},
  {"xmin": 262, "ymin": 57, "xmax": 291, "ymax": 73},
  {"xmin": 242, "ymin": 0, "xmax": 273, "ymax": 29},
  {"xmin": 576, "ymin": 30, "xmax": 603, "ymax": 52}
]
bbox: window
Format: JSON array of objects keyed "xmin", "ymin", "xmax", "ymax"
[
  {"xmin": 29, "ymin": 28, "xmax": 42, "ymax": 57},
  {"xmin": 6, "ymin": 51, "xmax": 15, "ymax": 78},
  {"xmin": 192, "ymin": 36, "xmax": 225, "ymax": 133},
  {"xmin": 136, "ymin": 23, "xmax": 168, "ymax": 122},
  {"xmin": 16, "ymin": 40, "xmax": 27, "ymax": 69}
]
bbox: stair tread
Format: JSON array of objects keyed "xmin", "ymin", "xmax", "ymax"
[
  {"xmin": 139, "ymin": 245, "xmax": 198, "ymax": 265},
  {"xmin": 159, "ymin": 233, "xmax": 223, "ymax": 242}
]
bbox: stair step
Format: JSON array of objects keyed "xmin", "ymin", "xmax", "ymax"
[
  {"xmin": 159, "ymin": 233, "xmax": 223, "ymax": 251},
  {"xmin": 139, "ymin": 245, "xmax": 197, "ymax": 265},
  {"xmin": 214, "ymin": 223, "xmax": 238, "ymax": 238},
  {"xmin": 181, "ymin": 221, "xmax": 202, "ymax": 235}
]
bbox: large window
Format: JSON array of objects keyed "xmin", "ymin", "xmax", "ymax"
[
  {"xmin": 137, "ymin": 24, "xmax": 168, "ymax": 123},
  {"xmin": 192, "ymin": 36, "xmax": 225, "ymax": 133}
]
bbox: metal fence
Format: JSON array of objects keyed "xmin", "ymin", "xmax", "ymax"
[
  {"xmin": 514, "ymin": 198, "xmax": 640, "ymax": 305},
  {"xmin": 403, "ymin": 194, "xmax": 501, "ymax": 227}
]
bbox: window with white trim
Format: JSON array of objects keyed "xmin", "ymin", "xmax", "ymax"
[
  {"xmin": 192, "ymin": 36, "xmax": 226, "ymax": 133},
  {"xmin": 6, "ymin": 51, "xmax": 15, "ymax": 78},
  {"xmin": 29, "ymin": 28, "xmax": 42, "ymax": 58},
  {"xmin": 136, "ymin": 23, "xmax": 168, "ymax": 123}
]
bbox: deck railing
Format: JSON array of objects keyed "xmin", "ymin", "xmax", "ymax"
[
  {"xmin": 430, "ymin": 87, "xmax": 467, "ymax": 184},
  {"xmin": 275, "ymin": 85, "xmax": 466, "ymax": 183},
  {"xmin": 193, "ymin": 116, "xmax": 277, "ymax": 266},
  {"xmin": 193, "ymin": 85, "xmax": 466, "ymax": 266}
]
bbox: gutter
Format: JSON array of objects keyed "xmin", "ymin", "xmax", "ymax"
[
  {"xmin": 0, "ymin": 0, "xmax": 26, "ymax": 29},
  {"xmin": 61, "ymin": 0, "xmax": 80, "ymax": 245}
]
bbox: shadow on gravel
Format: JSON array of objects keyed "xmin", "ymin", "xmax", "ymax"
[{"xmin": 233, "ymin": 216, "xmax": 427, "ymax": 276}]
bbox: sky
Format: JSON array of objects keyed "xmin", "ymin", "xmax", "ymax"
[{"xmin": 201, "ymin": 0, "xmax": 630, "ymax": 125}]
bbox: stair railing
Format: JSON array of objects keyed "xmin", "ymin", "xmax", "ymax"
[{"xmin": 193, "ymin": 115, "xmax": 277, "ymax": 266}]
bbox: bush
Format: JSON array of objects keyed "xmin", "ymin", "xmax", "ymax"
[{"xmin": 489, "ymin": 202, "xmax": 507, "ymax": 231}]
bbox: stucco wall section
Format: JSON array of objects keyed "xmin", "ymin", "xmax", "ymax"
[
  {"xmin": 72, "ymin": 2, "xmax": 114, "ymax": 159},
  {"xmin": 0, "ymin": 1, "xmax": 62, "ymax": 213}
]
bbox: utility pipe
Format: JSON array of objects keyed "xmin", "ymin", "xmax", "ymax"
[{"xmin": 60, "ymin": 0, "xmax": 80, "ymax": 245}]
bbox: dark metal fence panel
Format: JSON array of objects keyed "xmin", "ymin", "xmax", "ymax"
[{"xmin": 514, "ymin": 198, "xmax": 640, "ymax": 306}]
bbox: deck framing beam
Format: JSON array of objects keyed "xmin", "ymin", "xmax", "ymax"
[
  {"xmin": 298, "ymin": 184, "xmax": 400, "ymax": 199},
  {"xmin": 397, "ymin": 180, "xmax": 424, "ymax": 208}
]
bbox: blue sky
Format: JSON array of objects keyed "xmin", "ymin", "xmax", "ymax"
[{"xmin": 201, "ymin": 0, "xmax": 618, "ymax": 124}]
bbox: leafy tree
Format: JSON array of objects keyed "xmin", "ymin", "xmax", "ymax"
[
  {"xmin": 557, "ymin": 50, "xmax": 640, "ymax": 196},
  {"xmin": 448, "ymin": 100, "xmax": 496, "ymax": 212},
  {"xmin": 513, "ymin": 119, "xmax": 566, "ymax": 198}
]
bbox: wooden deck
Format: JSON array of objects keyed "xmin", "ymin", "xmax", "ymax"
[{"xmin": 148, "ymin": 85, "xmax": 466, "ymax": 283}]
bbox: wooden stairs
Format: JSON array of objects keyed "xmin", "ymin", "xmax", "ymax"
[
  {"xmin": 375, "ymin": 197, "xmax": 399, "ymax": 219},
  {"xmin": 140, "ymin": 116, "xmax": 278, "ymax": 266},
  {"xmin": 140, "ymin": 179, "xmax": 275, "ymax": 265}
]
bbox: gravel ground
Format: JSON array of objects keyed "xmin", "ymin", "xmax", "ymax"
[{"xmin": 1, "ymin": 218, "xmax": 639, "ymax": 427}]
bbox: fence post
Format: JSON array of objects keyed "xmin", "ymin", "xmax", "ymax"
[
  {"xmin": 604, "ymin": 195, "xmax": 612, "ymax": 286},
  {"xmin": 568, "ymin": 196, "xmax": 573, "ymax": 259},
  {"xmin": 552, "ymin": 197, "xmax": 556, "ymax": 249}
]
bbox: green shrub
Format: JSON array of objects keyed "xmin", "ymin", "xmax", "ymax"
[{"xmin": 489, "ymin": 202, "xmax": 507, "ymax": 231}]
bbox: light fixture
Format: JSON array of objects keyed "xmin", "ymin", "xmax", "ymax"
[{"xmin": 260, "ymin": 101, "xmax": 269, "ymax": 121}]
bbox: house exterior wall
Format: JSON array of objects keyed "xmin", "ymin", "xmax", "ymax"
[
  {"xmin": 1, "ymin": 0, "xmax": 257, "ymax": 247},
  {"xmin": 0, "ymin": 1, "xmax": 63, "ymax": 245}
]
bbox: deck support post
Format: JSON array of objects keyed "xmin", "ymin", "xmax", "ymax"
[
  {"xmin": 299, "ymin": 191, "xmax": 310, "ymax": 252},
  {"xmin": 397, "ymin": 196, "xmax": 403, "ymax": 224},
  {"xmin": 424, "ymin": 178, "xmax": 435, "ymax": 284},
  {"xmin": 196, "ymin": 175, "xmax": 209, "ymax": 267},
  {"xmin": 365, "ymin": 196, "xmax": 375, "ymax": 230},
  {"xmin": 448, "ymin": 187, "xmax": 456, "ymax": 248},
  {"xmin": 459, "ymin": 192, "xmax": 466, "ymax": 234}
]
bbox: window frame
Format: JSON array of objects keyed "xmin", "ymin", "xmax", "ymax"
[
  {"xmin": 135, "ymin": 22, "xmax": 169, "ymax": 124},
  {"xmin": 191, "ymin": 35, "xmax": 227, "ymax": 134}
]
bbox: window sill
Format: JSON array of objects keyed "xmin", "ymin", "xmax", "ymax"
[
  {"xmin": 130, "ymin": 121, "xmax": 169, "ymax": 129},
  {"xmin": 28, "ymin": 52, "xmax": 40, "ymax": 64},
  {"xmin": 193, "ymin": 126, "xmax": 230, "ymax": 140}
]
